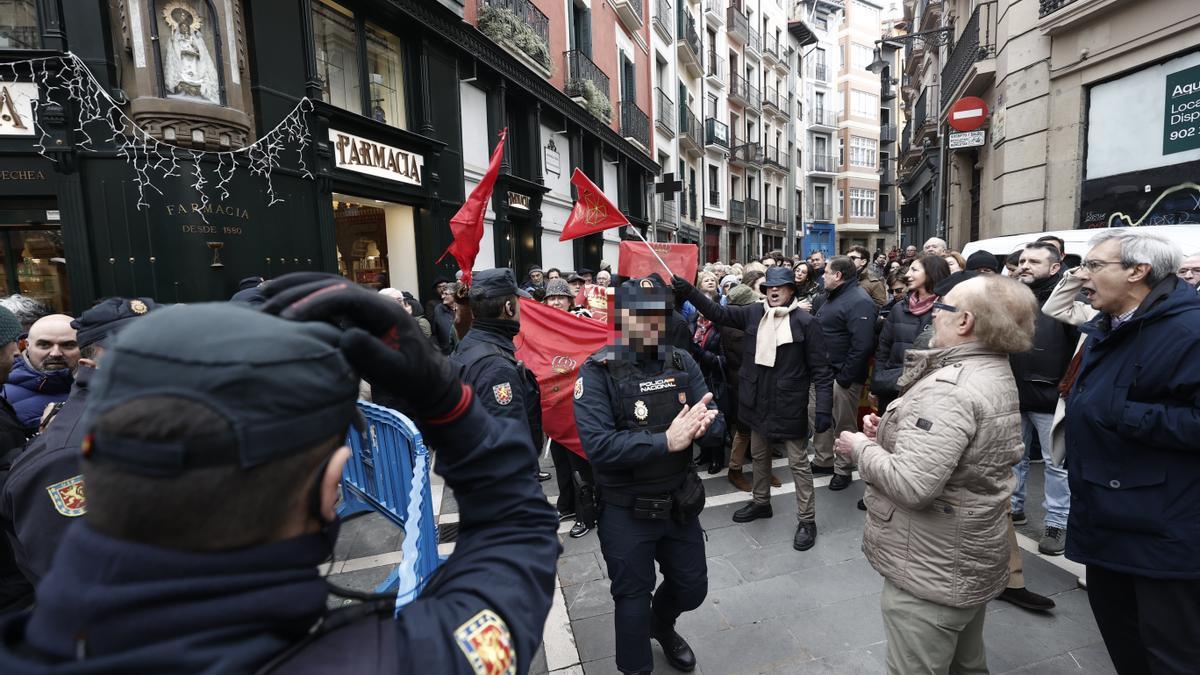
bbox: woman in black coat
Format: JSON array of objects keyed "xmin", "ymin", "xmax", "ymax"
[
  {"xmin": 688, "ymin": 281, "xmax": 726, "ymax": 473},
  {"xmin": 871, "ymin": 255, "xmax": 950, "ymax": 409}
]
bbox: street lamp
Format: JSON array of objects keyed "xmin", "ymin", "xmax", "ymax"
[
  {"xmin": 864, "ymin": 27, "xmax": 956, "ymax": 74},
  {"xmin": 867, "ymin": 46, "xmax": 888, "ymax": 74}
]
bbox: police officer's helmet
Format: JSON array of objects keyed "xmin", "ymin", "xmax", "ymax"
[{"xmin": 613, "ymin": 274, "xmax": 672, "ymax": 315}]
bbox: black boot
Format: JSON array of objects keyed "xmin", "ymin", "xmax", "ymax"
[
  {"xmin": 651, "ymin": 623, "xmax": 697, "ymax": 672},
  {"xmin": 732, "ymin": 501, "xmax": 773, "ymax": 523},
  {"xmin": 793, "ymin": 520, "xmax": 817, "ymax": 551}
]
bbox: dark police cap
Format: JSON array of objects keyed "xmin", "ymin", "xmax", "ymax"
[
  {"xmin": 760, "ymin": 266, "xmax": 797, "ymax": 289},
  {"xmin": 614, "ymin": 278, "xmax": 672, "ymax": 314},
  {"xmin": 82, "ymin": 303, "xmax": 359, "ymax": 476},
  {"xmin": 471, "ymin": 268, "xmax": 521, "ymax": 299},
  {"xmin": 965, "ymin": 250, "xmax": 1000, "ymax": 273},
  {"xmin": 71, "ymin": 297, "xmax": 162, "ymax": 348}
]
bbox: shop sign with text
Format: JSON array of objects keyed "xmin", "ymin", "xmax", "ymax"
[
  {"xmin": 1164, "ymin": 63, "xmax": 1200, "ymax": 155},
  {"xmin": 329, "ymin": 129, "xmax": 423, "ymax": 186}
]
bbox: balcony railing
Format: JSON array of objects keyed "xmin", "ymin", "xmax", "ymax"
[
  {"xmin": 763, "ymin": 86, "xmax": 787, "ymax": 116},
  {"xmin": 620, "ymin": 100, "xmax": 650, "ymax": 148},
  {"xmin": 726, "ymin": 5, "xmax": 750, "ymax": 44},
  {"xmin": 564, "ymin": 50, "xmax": 611, "ymax": 105},
  {"xmin": 746, "ymin": 197, "xmax": 761, "ymax": 223},
  {"xmin": 765, "ymin": 204, "xmax": 785, "ymax": 226},
  {"xmin": 880, "ymin": 210, "xmax": 896, "ymax": 230},
  {"xmin": 807, "ymin": 203, "xmax": 831, "ymax": 221},
  {"xmin": 811, "ymin": 63, "xmax": 828, "ymax": 82},
  {"xmin": 901, "ymin": 122, "xmax": 912, "ymax": 156},
  {"xmin": 732, "ymin": 142, "xmax": 763, "ymax": 166},
  {"xmin": 809, "ymin": 154, "xmax": 835, "ymax": 172},
  {"xmin": 653, "ymin": 0, "xmax": 672, "ymax": 37},
  {"xmin": 914, "ymin": 88, "xmax": 929, "ymax": 131},
  {"xmin": 478, "ymin": 0, "xmax": 551, "ymax": 70},
  {"xmin": 941, "ymin": 4, "xmax": 997, "ymax": 107},
  {"xmin": 705, "ymin": 117, "xmax": 730, "ymax": 148},
  {"xmin": 655, "ymin": 86, "xmax": 675, "ymax": 134},
  {"xmin": 1039, "ymin": 0, "xmax": 1081, "ymax": 16},
  {"xmin": 679, "ymin": 107, "xmax": 702, "ymax": 151},
  {"xmin": 881, "ymin": 77, "xmax": 895, "ymax": 100},
  {"xmin": 729, "ymin": 199, "xmax": 746, "ymax": 224},
  {"xmin": 880, "ymin": 123, "xmax": 896, "ymax": 143},
  {"xmin": 706, "ymin": 54, "xmax": 727, "ymax": 82},
  {"xmin": 763, "ymin": 34, "xmax": 780, "ymax": 60},
  {"xmin": 678, "ymin": 9, "xmax": 701, "ymax": 58},
  {"xmin": 729, "ymin": 74, "xmax": 760, "ymax": 109},
  {"xmin": 808, "ymin": 107, "xmax": 835, "ymax": 127},
  {"xmin": 880, "ymin": 164, "xmax": 894, "ymax": 185},
  {"xmin": 763, "ymin": 144, "xmax": 785, "ymax": 168}
]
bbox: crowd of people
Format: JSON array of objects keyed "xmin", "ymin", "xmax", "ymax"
[{"xmin": 0, "ymin": 226, "xmax": 1191, "ymax": 674}]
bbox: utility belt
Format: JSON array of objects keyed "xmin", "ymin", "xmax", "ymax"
[{"xmin": 597, "ymin": 470, "xmax": 705, "ymax": 524}]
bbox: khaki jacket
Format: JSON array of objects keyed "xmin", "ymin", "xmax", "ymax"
[
  {"xmin": 851, "ymin": 342, "xmax": 1023, "ymax": 608},
  {"xmin": 1042, "ymin": 269, "xmax": 1098, "ymax": 467},
  {"xmin": 858, "ymin": 268, "xmax": 888, "ymax": 309}
]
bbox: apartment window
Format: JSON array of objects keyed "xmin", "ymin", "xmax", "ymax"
[
  {"xmin": 850, "ymin": 187, "xmax": 877, "ymax": 218},
  {"xmin": 0, "ymin": 1, "xmax": 39, "ymax": 49},
  {"xmin": 880, "ymin": 192, "xmax": 891, "ymax": 213},
  {"xmin": 570, "ymin": 1, "xmax": 592, "ymax": 55},
  {"xmin": 707, "ymin": 93, "xmax": 718, "ymax": 119},
  {"xmin": 837, "ymin": 137, "xmax": 844, "ymax": 166},
  {"xmin": 849, "ymin": 136, "xmax": 877, "ymax": 168},
  {"xmin": 836, "ymin": 188, "xmax": 844, "ymax": 217},
  {"xmin": 708, "ymin": 164, "xmax": 720, "ymax": 206},
  {"xmin": 731, "ymin": 174, "xmax": 741, "ymax": 199},
  {"xmin": 850, "ymin": 43, "xmax": 873, "ymax": 72},
  {"xmin": 850, "ymin": 90, "xmax": 878, "ymax": 119}
]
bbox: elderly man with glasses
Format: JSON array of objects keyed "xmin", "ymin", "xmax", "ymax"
[{"xmin": 1179, "ymin": 251, "xmax": 1200, "ymax": 291}]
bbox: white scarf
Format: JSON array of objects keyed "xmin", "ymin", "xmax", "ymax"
[{"xmin": 754, "ymin": 298, "xmax": 801, "ymax": 367}]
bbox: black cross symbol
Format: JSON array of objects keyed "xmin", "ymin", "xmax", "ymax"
[{"xmin": 655, "ymin": 172, "xmax": 684, "ymax": 202}]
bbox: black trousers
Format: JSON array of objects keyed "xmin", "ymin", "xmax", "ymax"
[
  {"xmin": 549, "ymin": 441, "xmax": 596, "ymax": 526},
  {"xmin": 1086, "ymin": 564, "xmax": 1200, "ymax": 674},
  {"xmin": 596, "ymin": 504, "xmax": 707, "ymax": 674}
]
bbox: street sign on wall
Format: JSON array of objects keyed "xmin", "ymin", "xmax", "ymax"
[
  {"xmin": 1164, "ymin": 63, "xmax": 1200, "ymax": 155},
  {"xmin": 948, "ymin": 96, "xmax": 989, "ymax": 132},
  {"xmin": 949, "ymin": 130, "xmax": 986, "ymax": 149}
]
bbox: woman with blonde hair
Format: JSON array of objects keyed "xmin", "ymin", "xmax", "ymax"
[{"xmin": 943, "ymin": 250, "xmax": 967, "ymax": 274}]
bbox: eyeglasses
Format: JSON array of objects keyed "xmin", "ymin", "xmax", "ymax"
[
  {"xmin": 847, "ymin": 255, "xmax": 863, "ymax": 261},
  {"xmin": 1080, "ymin": 259, "xmax": 1125, "ymax": 273},
  {"xmin": 932, "ymin": 301, "xmax": 959, "ymax": 313}
]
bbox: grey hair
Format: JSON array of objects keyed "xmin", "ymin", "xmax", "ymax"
[
  {"xmin": 1088, "ymin": 229, "xmax": 1183, "ymax": 287},
  {"xmin": 0, "ymin": 294, "xmax": 51, "ymax": 331}
]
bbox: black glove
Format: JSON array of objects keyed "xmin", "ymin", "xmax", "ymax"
[
  {"xmin": 814, "ymin": 412, "xmax": 833, "ymax": 434},
  {"xmin": 671, "ymin": 274, "xmax": 694, "ymax": 296},
  {"xmin": 262, "ymin": 273, "xmax": 468, "ymax": 424}
]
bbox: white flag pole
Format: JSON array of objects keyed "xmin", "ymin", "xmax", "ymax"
[{"xmin": 627, "ymin": 225, "xmax": 675, "ymax": 279}]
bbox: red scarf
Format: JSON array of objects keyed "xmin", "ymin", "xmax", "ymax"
[
  {"xmin": 907, "ymin": 292, "xmax": 938, "ymax": 316},
  {"xmin": 693, "ymin": 315, "xmax": 712, "ymax": 347}
]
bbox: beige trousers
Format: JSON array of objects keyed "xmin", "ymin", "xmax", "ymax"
[
  {"xmin": 809, "ymin": 381, "xmax": 862, "ymax": 476},
  {"xmin": 728, "ymin": 428, "xmax": 751, "ymax": 471},
  {"xmin": 749, "ymin": 431, "xmax": 814, "ymax": 521},
  {"xmin": 881, "ymin": 579, "xmax": 990, "ymax": 675},
  {"xmin": 1006, "ymin": 519, "xmax": 1024, "ymax": 588}
]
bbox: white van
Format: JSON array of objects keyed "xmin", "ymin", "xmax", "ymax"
[{"xmin": 961, "ymin": 225, "xmax": 1200, "ymax": 263}]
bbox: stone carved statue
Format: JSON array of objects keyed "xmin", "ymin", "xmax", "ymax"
[{"xmin": 160, "ymin": 1, "xmax": 220, "ymax": 104}]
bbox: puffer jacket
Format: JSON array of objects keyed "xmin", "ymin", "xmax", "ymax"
[
  {"xmin": 852, "ymin": 342, "xmax": 1023, "ymax": 608},
  {"xmin": 2, "ymin": 357, "xmax": 73, "ymax": 433},
  {"xmin": 871, "ymin": 293, "xmax": 936, "ymax": 402}
]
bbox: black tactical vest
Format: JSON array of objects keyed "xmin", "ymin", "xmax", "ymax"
[
  {"xmin": 455, "ymin": 340, "xmax": 542, "ymax": 445},
  {"xmin": 600, "ymin": 348, "xmax": 693, "ymax": 488}
]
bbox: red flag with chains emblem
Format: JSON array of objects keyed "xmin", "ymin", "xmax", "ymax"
[{"xmin": 558, "ymin": 168, "xmax": 629, "ymax": 241}]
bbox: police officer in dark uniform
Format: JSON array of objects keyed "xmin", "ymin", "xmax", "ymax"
[
  {"xmin": 449, "ymin": 268, "xmax": 549, "ymax": 480},
  {"xmin": 0, "ymin": 298, "xmax": 160, "ymax": 599},
  {"xmin": 574, "ymin": 279, "xmax": 723, "ymax": 675},
  {"xmin": 0, "ymin": 274, "xmax": 560, "ymax": 674}
]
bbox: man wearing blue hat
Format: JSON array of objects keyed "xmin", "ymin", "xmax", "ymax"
[
  {"xmin": 0, "ymin": 274, "xmax": 560, "ymax": 673},
  {"xmin": 674, "ymin": 267, "xmax": 834, "ymax": 551}
]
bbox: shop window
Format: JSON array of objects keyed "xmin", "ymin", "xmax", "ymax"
[
  {"xmin": 0, "ymin": 228, "xmax": 69, "ymax": 313},
  {"xmin": 313, "ymin": 0, "xmax": 361, "ymax": 114},
  {"xmin": 365, "ymin": 22, "xmax": 406, "ymax": 127},
  {"xmin": 153, "ymin": 0, "xmax": 224, "ymax": 105},
  {"xmin": 0, "ymin": 1, "xmax": 37, "ymax": 49}
]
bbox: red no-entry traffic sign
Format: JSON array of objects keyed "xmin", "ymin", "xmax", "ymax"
[{"xmin": 948, "ymin": 96, "xmax": 989, "ymax": 132}]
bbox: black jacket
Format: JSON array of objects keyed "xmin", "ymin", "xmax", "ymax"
[
  {"xmin": 873, "ymin": 294, "xmax": 935, "ymax": 401},
  {"xmin": 1009, "ymin": 273, "xmax": 1079, "ymax": 413},
  {"xmin": 814, "ymin": 278, "xmax": 878, "ymax": 387},
  {"xmin": 687, "ymin": 288, "xmax": 833, "ymax": 441}
]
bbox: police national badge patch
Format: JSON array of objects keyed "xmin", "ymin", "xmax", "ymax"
[
  {"xmin": 46, "ymin": 474, "xmax": 86, "ymax": 517},
  {"xmin": 454, "ymin": 609, "xmax": 515, "ymax": 675},
  {"xmin": 574, "ymin": 377, "xmax": 584, "ymax": 400},
  {"xmin": 492, "ymin": 382, "xmax": 513, "ymax": 406}
]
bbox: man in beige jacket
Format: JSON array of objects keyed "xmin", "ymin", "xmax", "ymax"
[{"xmin": 835, "ymin": 275, "xmax": 1037, "ymax": 674}]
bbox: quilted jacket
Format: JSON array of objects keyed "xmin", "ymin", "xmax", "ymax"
[{"xmin": 851, "ymin": 342, "xmax": 1023, "ymax": 608}]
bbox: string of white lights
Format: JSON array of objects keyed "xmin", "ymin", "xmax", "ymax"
[{"xmin": 2, "ymin": 51, "xmax": 315, "ymax": 222}]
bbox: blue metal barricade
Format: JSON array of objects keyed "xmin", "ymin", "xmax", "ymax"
[{"xmin": 339, "ymin": 401, "xmax": 442, "ymax": 610}]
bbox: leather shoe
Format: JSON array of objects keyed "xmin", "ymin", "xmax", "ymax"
[
  {"xmin": 732, "ymin": 501, "xmax": 773, "ymax": 523},
  {"xmin": 728, "ymin": 470, "xmax": 751, "ymax": 492},
  {"xmin": 707, "ymin": 460, "xmax": 725, "ymax": 475},
  {"xmin": 770, "ymin": 474, "xmax": 781, "ymax": 487},
  {"xmin": 997, "ymin": 587, "xmax": 1055, "ymax": 612},
  {"xmin": 793, "ymin": 520, "xmax": 817, "ymax": 551},
  {"xmin": 829, "ymin": 473, "xmax": 853, "ymax": 491},
  {"xmin": 810, "ymin": 462, "xmax": 835, "ymax": 476},
  {"xmin": 651, "ymin": 626, "xmax": 697, "ymax": 672}
]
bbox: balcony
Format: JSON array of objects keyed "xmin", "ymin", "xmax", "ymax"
[
  {"xmin": 705, "ymin": 118, "xmax": 730, "ymax": 149},
  {"xmin": 765, "ymin": 205, "xmax": 785, "ymax": 227},
  {"xmin": 676, "ymin": 10, "xmax": 702, "ymax": 77},
  {"xmin": 705, "ymin": 55, "xmax": 727, "ymax": 88},
  {"xmin": 880, "ymin": 123, "xmax": 896, "ymax": 143},
  {"xmin": 613, "ymin": 0, "xmax": 644, "ymax": 33},
  {"xmin": 808, "ymin": 107, "xmax": 836, "ymax": 129},
  {"xmin": 704, "ymin": 0, "xmax": 724, "ymax": 25},
  {"xmin": 879, "ymin": 210, "xmax": 896, "ymax": 231},
  {"xmin": 477, "ymin": 0, "xmax": 551, "ymax": 74},
  {"xmin": 763, "ymin": 86, "xmax": 788, "ymax": 118},
  {"xmin": 678, "ymin": 107, "xmax": 702, "ymax": 156},
  {"xmin": 731, "ymin": 142, "xmax": 764, "ymax": 167},
  {"xmin": 729, "ymin": 199, "xmax": 746, "ymax": 224},
  {"xmin": 763, "ymin": 144, "xmax": 786, "ymax": 170},
  {"xmin": 746, "ymin": 27, "xmax": 761, "ymax": 56},
  {"xmin": 880, "ymin": 164, "xmax": 894, "ymax": 185},
  {"xmin": 763, "ymin": 34, "xmax": 780, "ymax": 63},
  {"xmin": 652, "ymin": 0, "xmax": 672, "ymax": 40},
  {"xmin": 808, "ymin": 203, "xmax": 832, "ymax": 221},
  {"xmin": 1039, "ymin": 0, "xmax": 1081, "ymax": 16},
  {"xmin": 917, "ymin": 0, "xmax": 943, "ymax": 31},
  {"xmin": 881, "ymin": 76, "xmax": 896, "ymax": 100},
  {"xmin": 941, "ymin": 3, "xmax": 997, "ymax": 108},
  {"xmin": 657, "ymin": 196, "xmax": 677, "ymax": 225},
  {"xmin": 726, "ymin": 6, "xmax": 760, "ymax": 55},
  {"xmin": 655, "ymin": 86, "xmax": 675, "ymax": 135},
  {"xmin": 728, "ymin": 74, "xmax": 760, "ymax": 110},
  {"xmin": 564, "ymin": 50, "xmax": 612, "ymax": 122},
  {"xmin": 914, "ymin": 88, "xmax": 932, "ymax": 135},
  {"xmin": 746, "ymin": 197, "xmax": 761, "ymax": 224},
  {"xmin": 620, "ymin": 100, "xmax": 650, "ymax": 149},
  {"xmin": 809, "ymin": 154, "xmax": 836, "ymax": 174},
  {"xmin": 810, "ymin": 63, "xmax": 829, "ymax": 82}
]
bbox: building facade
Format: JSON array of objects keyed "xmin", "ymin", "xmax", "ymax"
[{"xmin": 793, "ymin": 0, "xmax": 841, "ymax": 257}]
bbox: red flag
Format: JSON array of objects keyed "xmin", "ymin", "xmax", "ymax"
[
  {"xmin": 515, "ymin": 298, "xmax": 611, "ymax": 458},
  {"xmin": 559, "ymin": 168, "xmax": 628, "ymax": 241},
  {"xmin": 438, "ymin": 128, "xmax": 506, "ymax": 286},
  {"xmin": 617, "ymin": 241, "xmax": 699, "ymax": 283}
]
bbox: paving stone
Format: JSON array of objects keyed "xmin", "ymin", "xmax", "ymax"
[
  {"xmin": 982, "ymin": 603, "xmax": 1104, "ymax": 670},
  {"xmin": 699, "ymin": 501, "xmax": 743, "ymax": 531},
  {"xmin": 771, "ymin": 642, "xmax": 887, "ymax": 674},
  {"xmin": 558, "ymin": 551, "xmax": 606, "ymax": 586},
  {"xmin": 1039, "ymin": 588, "xmax": 1100, "ymax": 633},
  {"xmin": 561, "ymin": 528, "xmax": 603, "ymax": 555},
  {"xmin": 703, "ymin": 523, "xmax": 759, "ymax": 558},
  {"xmin": 333, "ymin": 512, "xmax": 403, "ymax": 560},
  {"xmin": 527, "ymin": 641, "xmax": 549, "ymax": 675},
  {"xmin": 571, "ymin": 613, "xmax": 616, "ymax": 663},
  {"xmin": 676, "ymin": 596, "xmax": 734, "ymax": 638},
  {"xmin": 1001, "ymin": 642, "xmax": 1116, "ymax": 675},
  {"xmin": 706, "ymin": 555, "xmax": 747, "ymax": 591},
  {"xmin": 783, "ymin": 592, "xmax": 886, "ymax": 659},
  {"xmin": 788, "ymin": 558, "xmax": 884, "ymax": 608},
  {"xmin": 1022, "ymin": 552, "xmax": 1081, "ymax": 597},
  {"xmin": 709, "ymin": 573, "xmax": 812, "ymax": 626},
  {"xmin": 562, "ymin": 579, "xmax": 615, "ymax": 620},
  {"xmin": 688, "ymin": 618, "xmax": 815, "ymax": 675}
]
